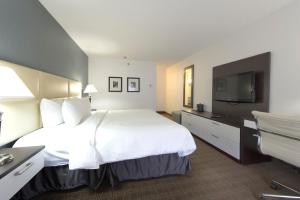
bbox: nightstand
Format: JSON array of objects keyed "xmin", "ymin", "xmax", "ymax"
[{"xmin": 0, "ymin": 146, "xmax": 44, "ymax": 200}]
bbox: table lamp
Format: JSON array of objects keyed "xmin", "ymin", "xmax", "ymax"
[{"xmin": 83, "ymin": 84, "xmax": 98, "ymax": 103}]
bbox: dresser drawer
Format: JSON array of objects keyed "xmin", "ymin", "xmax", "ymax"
[
  {"xmin": 181, "ymin": 112, "xmax": 197, "ymax": 133},
  {"xmin": 192, "ymin": 116, "xmax": 213, "ymax": 139},
  {"xmin": 181, "ymin": 112, "xmax": 191, "ymax": 129},
  {"xmin": 220, "ymin": 138, "xmax": 240, "ymax": 159},
  {"xmin": 209, "ymin": 133, "xmax": 240, "ymax": 159},
  {"xmin": 210, "ymin": 120, "xmax": 240, "ymax": 143},
  {"xmin": 0, "ymin": 150, "xmax": 44, "ymax": 200}
]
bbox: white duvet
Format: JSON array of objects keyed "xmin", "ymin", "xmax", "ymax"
[
  {"xmin": 14, "ymin": 124, "xmax": 71, "ymax": 166},
  {"xmin": 14, "ymin": 109, "xmax": 196, "ymax": 170}
]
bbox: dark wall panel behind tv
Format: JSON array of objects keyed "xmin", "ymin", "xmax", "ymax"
[{"xmin": 212, "ymin": 52, "xmax": 270, "ymax": 118}]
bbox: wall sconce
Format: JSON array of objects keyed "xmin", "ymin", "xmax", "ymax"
[{"xmin": 0, "ymin": 66, "xmax": 34, "ymax": 166}]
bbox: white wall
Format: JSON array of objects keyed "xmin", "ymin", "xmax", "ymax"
[
  {"xmin": 89, "ymin": 57, "xmax": 156, "ymax": 110},
  {"xmin": 156, "ymin": 65, "xmax": 167, "ymax": 111},
  {"xmin": 166, "ymin": 1, "xmax": 300, "ymax": 115}
]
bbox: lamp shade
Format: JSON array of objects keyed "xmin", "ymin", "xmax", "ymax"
[
  {"xmin": 84, "ymin": 84, "xmax": 98, "ymax": 94},
  {"xmin": 0, "ymin": 66, "xmax": 34, "ymax": 100}
]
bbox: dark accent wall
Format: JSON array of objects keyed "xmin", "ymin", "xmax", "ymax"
[
  {"xmin": 0, "ymin": 0, "xmax": 88, "ymax": 86},
  {"xmin": 212, "ymin": 52, "xmax": 271, "ymax": 118}
]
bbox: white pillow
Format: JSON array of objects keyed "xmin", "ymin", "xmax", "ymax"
[
  {"xmin": 62, "ymin": 97, "xmax": 91, "ymax": 126},
  {"xmin": 40, "ymin": 98, "xmax": 64, "ymax": 127}
]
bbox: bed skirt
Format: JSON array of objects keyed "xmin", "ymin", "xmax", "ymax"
[{"xmin": 12, "ymin": 154, "xmax": 191, "ymax": 200}]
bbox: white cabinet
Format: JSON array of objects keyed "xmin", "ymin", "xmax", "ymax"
[
  {"xmin": 0, "ymin": 147, "xmax": 44, "ymax": 200},
  {"xmin": 182, "ymin": 111, "xmax": 240, "ymax": 159},
  {"xmin": 181, "ymin": 112, "xmax": 200, "ymax": 135}
]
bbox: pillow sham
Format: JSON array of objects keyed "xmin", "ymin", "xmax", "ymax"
[
  {"xmin": 40, "ymin": 98, "xmax": 64, "ymax": 127},
  {"xmin": 62, "ymin": 97, "xmax": 91, "ymax": 126}
]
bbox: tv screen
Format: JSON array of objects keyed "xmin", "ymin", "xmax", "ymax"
[{"xmin": 214, "ymin": 71, "xmax": 256, "ymax": 103}]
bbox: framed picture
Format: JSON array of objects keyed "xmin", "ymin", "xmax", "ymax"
[
  {"xmin": 109, "ymin": 77, "xmax": 122, "ymax": 92},
  {"xmin": 127, "ymin": 77, "xmax": 140, "ymax": 92}
]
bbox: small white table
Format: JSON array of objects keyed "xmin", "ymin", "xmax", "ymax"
[{"xmin": 0, "ymin": 146, "xmax": 44, "ymax": 200}]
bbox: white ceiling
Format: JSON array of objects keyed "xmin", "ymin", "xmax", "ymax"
[{"xmin": 39, "ymin": 0, "xmax": 294, "ymax": 65}]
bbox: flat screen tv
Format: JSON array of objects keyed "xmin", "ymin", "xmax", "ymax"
[{"xmin": 214, "ymin": 71, "xmax": 256, "ymax": 103}]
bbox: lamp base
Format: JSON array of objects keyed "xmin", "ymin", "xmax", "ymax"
[{"xmin": 0, "ymin": 153, "xmax": 14, "ymax": 166}]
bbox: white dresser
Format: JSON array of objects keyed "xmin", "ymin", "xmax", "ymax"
[{"xmin": 182, "ymin": 110, "xmax": 241, "ymax": 160}]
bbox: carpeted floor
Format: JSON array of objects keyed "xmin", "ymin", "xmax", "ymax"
[{"xmin": 35, "ymin": 136, "xmax": 300, "ymax": 200}]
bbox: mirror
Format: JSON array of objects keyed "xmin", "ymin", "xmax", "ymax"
[{"xmin": 183, "ymin": 65, "xmax": 194, "ymax": 108}]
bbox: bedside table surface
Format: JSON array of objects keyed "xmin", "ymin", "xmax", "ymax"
[{"xmin": 0, "ymin": 146, "xmax": 44, "ymax": 179}]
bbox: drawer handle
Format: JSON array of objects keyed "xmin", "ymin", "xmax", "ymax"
[
  {"xmin": 212, "ymin": 122, "xmax": 220, "ymax": 126},
  {"xmin": 14, "ymin": 162, "xmax": 33, "ymax": 176},
  {"xmin": 212, "ymin": 134, "xmax": 220, "ymax": 139}
]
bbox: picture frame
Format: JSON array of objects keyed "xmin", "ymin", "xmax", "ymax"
[
  {"xmin": 109, "ymin": 77, "xmax": 122, "ymax": 92},
  {"xmin": 127, "ymin": 77, "xmax": 140, "ymax": 92}
]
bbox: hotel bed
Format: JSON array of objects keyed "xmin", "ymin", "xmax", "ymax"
[
  {"xmin": 13, "ymin": 109, "xmax": 196, "ymax": 199},
  {"xmin": 0, "ymin": 61, "xmax": 195, "ymax": 199}
]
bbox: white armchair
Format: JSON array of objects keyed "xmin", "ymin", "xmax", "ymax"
[{"xmin": 252, "ymin": 111, "xmax": 300, "ymax": 200}]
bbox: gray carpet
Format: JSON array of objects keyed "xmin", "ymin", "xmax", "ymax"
[{"xmin": 35, "ymin": 137, "xmax": 300, "ymax": 200}]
